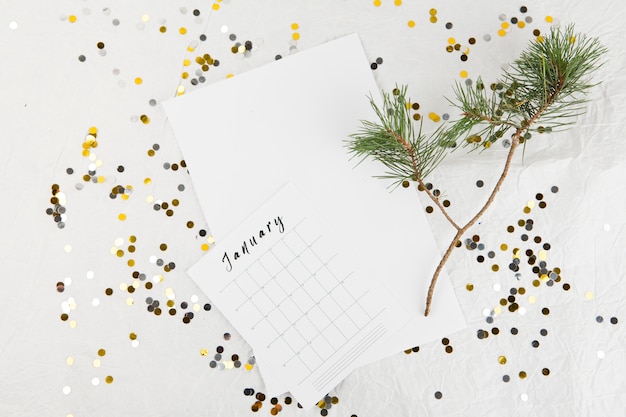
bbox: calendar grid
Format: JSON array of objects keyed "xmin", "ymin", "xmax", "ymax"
[{"xmin": 220, "ymin": 217, "xmax": 386, "ymax": 372}]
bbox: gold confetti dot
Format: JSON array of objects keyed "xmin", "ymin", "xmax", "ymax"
[
  {"xmin": 394, "ymin": 0, "xmax": 402, "ymax": 5},
  {"xmin": 545, "ymin": 15, "xmax": 553, "ymax": 23},
  {"xmin": 159, "ymin": 26, "xmax": 167, "ymax": 33},
  {"xmin": 519, "ymin": 371, "xmax": 527, "ymax": 379},
  {"xmin": 429, "ymin": 16, "xmax": 437, "ymax": 23},
  {"xmin": 201, "ymin": 243, "xmax": 209, "ymax": 251},
  {"xmin": 68, "ymin": 15, "xmax": 77, "ymax": 23},
  {"xmin": 428, "ymin": 112, "xmax": 441, "ymax": 122},
  {"xmin": 105, "ymin": 375, "xmax": 114, "ymax": 384},
  {"xmin": 466, "ymin": 283, "xmax": 474, "ymax": 291},
  {"xmin": 429, "ymin": 8, "xmax": 437, "ymax": 15},
  {"xmin": 498, "ymin": 29, "xmax": 507, "ymax": 37},
  {"xmin": 212, "ymin": 3, "xmax": 220, "ymax": 10},
  {"xmin": 129, "ymin": 333, "xmax": 137, "ymax": 340},
  {"xmin": 518, "ymin": 21, "xmax": 526, "ymax": 29},
  {"xmin": 127, "ymin": 259, "xmax": 135, "ymax": 267},
  {"xmin": 291, "ymin": 23, "xmax": 299, "ymax": 30},
  {"xmin": 460, "ymin": 70, "xmax": 468, "ymax": 78},
  {"xmin": 143, "ymin": 178, "xmax": 151, "ymax": 185},
  {"xmin": 140, "ymin": 115, "xmax": 150, "ymax": 124},
  {"xmin": 373, "ymin": 0, "xmax": 381, "ymax": 6},
  {"xmin": 500, "ymin": 243, "xmax": 508, "ymax": 251},
  {"xmin": 407, "ymin": 20, "xmax": 415, "ymax": 28},
  {"xmin": 134, "ymin": 77, "xmax": 143, "ymax": 85},
  {"xmin": 498, "ymin": 356, "xmax": 507, "ymax": 365},
  {"xmin": 292, "ymin": 32, "xmax": 300, "ymax": 41},
  {"xmin": 492, "ymin": 264, "xmax": 499, "ymax": 272},
  {"xmin": 97, "ymin": 348, "xmax": 106, "ymax": 357},
  {"xmin": 501, "ymin": 22, "xmax": 510, "ymax": 29},
  {"xmin": 118, "ymin": 213, "xmax": 127, "ymax": 221},
  {"xmin": 179, "ymin": 27, "xmax": 187, "ymax": 35}
]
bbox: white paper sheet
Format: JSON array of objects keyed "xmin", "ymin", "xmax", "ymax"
[
  {"xmin": 163, "ymin": 32, "xmax": 466, "ymax": 401},
  {"xmin": 189, "ymin": 182, "xmax": 409, "ymax": 407}
]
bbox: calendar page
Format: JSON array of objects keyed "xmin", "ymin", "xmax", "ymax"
[{"xmin": 188, "ymin": 182, "xmax": 410, "ymax": 407}]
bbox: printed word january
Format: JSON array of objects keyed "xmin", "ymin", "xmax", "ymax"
[{"xmin": 222, "ymin": 216, "xmax": 285, "ymax": 272}]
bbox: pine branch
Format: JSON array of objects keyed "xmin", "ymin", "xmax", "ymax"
[{"xmin": 347, "ymin": 25, "xmax": 606, "ymax": 316}]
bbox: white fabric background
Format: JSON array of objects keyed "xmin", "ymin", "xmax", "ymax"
[{"xmin": 1, "ymin": 1, "xmax": 624, "ymax": 416}]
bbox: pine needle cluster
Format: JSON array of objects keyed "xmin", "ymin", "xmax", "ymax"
[{"xmin": 347, "ymin": 24, "xmax": 606, "ymax": 316}]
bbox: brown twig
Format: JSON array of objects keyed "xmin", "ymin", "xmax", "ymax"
[
  {"xmin": 389, "ymin": 130, "xmax": 462, "ymax": 231},
  {"xmin": 424, "ymin": 85, "xmax": 562, "ymax": 316}
]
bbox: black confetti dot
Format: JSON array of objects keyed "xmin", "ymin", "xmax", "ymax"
[
  {"xmin": 434, "ymin": 391, "xmax": 443, "ymax": 399},
  {"xmin": 610, "ymin": 317, "xmax": 618, "ymax": 324}
]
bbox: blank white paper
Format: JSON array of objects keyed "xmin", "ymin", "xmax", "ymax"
[{"xmin": 163, "ymin": 32, "xmax": 466, "ymax": 402}]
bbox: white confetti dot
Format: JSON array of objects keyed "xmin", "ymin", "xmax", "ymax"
[
  {"xmin": 64, "ymin": 277, "xmax": 72, "ymax": 286},
  {"xmin": 220, "ymin": 25, "xmax": 228, "ymax": 33},
  {"xmin": 518, "ymin": 307, "xmax": 526, "ymax": 315},
  {"xmin": 92, "ymin": 377, "xmax": 100, "ymax": 386},
  {"xmin": 597, "ymin": 350, "xmax": 605, "ymax": 359},
  {"xmin": 603, "ymin": 223, "xmax": 611, "ymax": 232},
  {"xmin": 482, "ymin": 308, "xmax": 491, "ymax": 317},
  {"xmin": 62, "ymin": 386, "xmax": 71, "ymax": 395},
  {"xmin": 493, "ymin": 283, "xmax": 501, "ymax": 291},
  {"xmin": 520, "ymin": 393, "xmax": 528, "ymax": 401},
  {"xmin": 131, "ymin": 340, "xmax": 140, "ymax": 348},
  {"xmin": 64, "ymin": 244, "xmax": 72, "ymax": 253},
  {"xmin": 91, "ymin": 298, "xmax": 100, "ymax": 307},
  {"xmin": 86, "ymin": 270, "xmax": 95, "ymax": 279},
  {"xmin": 9, "ymin": 21, "xmax": 18, "ymax": 30}
]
